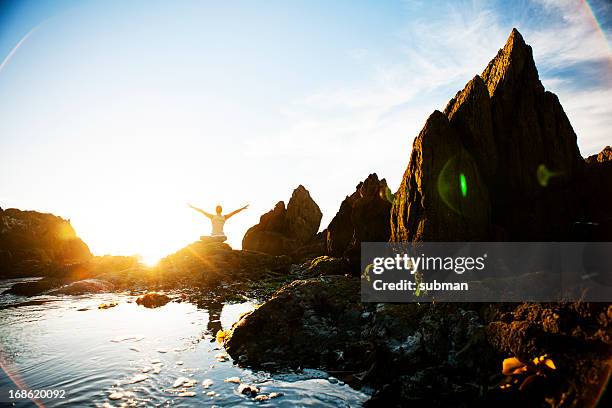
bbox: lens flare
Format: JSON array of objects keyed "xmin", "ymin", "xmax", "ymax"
[
  {"xmin": 536, "ymin": 164, "xmax": 564, "ymax": 187},
  {"xmin": 437, "ymin": 150, "xmax": 486, "ymax": 219},
  {"xmin": 459, "ymin": 173, "xmax": 468, "ymax": 198}
]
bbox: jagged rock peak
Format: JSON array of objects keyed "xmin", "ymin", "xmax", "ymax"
[
  {"xmin": 286, "ymin": 185, "xmax": 322, "ymax": 243},
  {"xmin": 481, "ymin": 28, "xmax": 543, "ymax": 97},
  {"xmin": 242, "ymin": 185, "xmax": 321, "ymax": 256},
  {"xmin": 325, "ymin": 173, "xmax": 391, "ymax": 270},
  {"xmin": 586, "ymin": 146, "xmax": 612, "ymax": 164},
  {"xmin": 391, "ymin": 28, "xmax": 586, "ymax": 242}
]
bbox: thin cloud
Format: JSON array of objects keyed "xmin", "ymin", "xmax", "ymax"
[{"xmin": 270, "ymin": 0, "xmax": 611, "ymax": 180}]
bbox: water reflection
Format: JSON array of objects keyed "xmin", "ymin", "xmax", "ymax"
[
  {"xmin": 0, "ymin": 285, "xmax": 368, "ymax": 407},
  {"xmin": 196, "ymin": 298, "xmax": 224, "ymax": 340}
]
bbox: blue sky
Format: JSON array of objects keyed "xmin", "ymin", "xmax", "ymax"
[{"xmin": 0, "ymin": 0, "xmax": 610, "ymax": 261}]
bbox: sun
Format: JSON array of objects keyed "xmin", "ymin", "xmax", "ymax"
[{"xmin": 140, "ymin": 254, "xmax": 162, "ymax": 267}]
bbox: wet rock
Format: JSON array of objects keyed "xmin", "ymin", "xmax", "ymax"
[
  {"xmin": 226, "ymin": 276, "xmax": 366, "ymax": 371},
  {"xmin": 304, "ymin": 256, "xmax": 351, "ymax": 276},
  {"xmin": 3, "ymin": 278, "xmax": 64, "ymax": 296},
  {"xmin": 135, "ymin": 292, "xmax": 171, "ymax": 308},
  {"xmin": 242, "ymin": 185, "xmax": 322, "ymax": 256},
  {"xmin": 237, "ymin": 383, "xmax": 260, "ymax": 397},
  {"xmin": 48, "ymin": 278, "xmax": 114, "ymax": 295},
  {"xmin": 98, "ymin": 301, "xmax": 118, "ymax": 309},
  {"xmin": 326, "ymin": 174, "xmax": 391, "ymax": 271},
  {"xmin": 172, "ymin": 377, "xmax": 193, "ymax": 388},
  {"xmin": 226, "ymin": 276, "xmax": 498, "ymax": 406},
  {"xmin": 128, "ymin": 374, "xmax": 148, "ymax": 384},
  {"xmin": 108, "ymin": 391, "xmax": 123, "ymax": 400}
]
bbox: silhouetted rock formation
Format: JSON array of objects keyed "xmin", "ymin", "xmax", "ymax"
[
  {"xmin": 0, "ymin": 208, "xmax": 92, "ymax": 278},
  {"xmin": 225, "ymin": 29, "xmax": 612, "ymax": 408},
  {"xmin": 325, "ymin": 174, "xmax": 391, "ymax": 271},
  {"xmin": 580, "ymin": 146, "xmax": 612, "ymax": 238},
  {"xmin": 585, "ymin": 146, "xmax": 612, "ymax": 164},
  {"xmin": 242, "ymin": 185, "xmax": 322, "ymax": 256},
  {"xmin": 391, "ymin": 29, "xmax": 587, "ymax": 242}
]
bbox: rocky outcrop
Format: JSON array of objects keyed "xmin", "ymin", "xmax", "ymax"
[
  {"xmin": 226, "ymin": 277, "xmax": 612, "ymax": 407},
  {"xmin": 579, "ymin": 146, "xmax": 612, "ymax": 239},
  {"xmin": 391, "ymin": 29, "xmax": 587, "ymax": 242},
  {"xmin": 226, "ymin": 276, "xmax": 366, "ymax": 370},
  {"xmin": 325, "ymin": 174, "xmax": 391, "ymax": 270},
  {"xmin": 585, "ymin": 146, "xmax": 612, "ymax": 164},
  {"xmin": 4, "ymin": 237, "xmax": 295, "ymax": 296},
  {"xmin": 0, "ymin": 208, "xmax": 92, "ymax": 278},
  {"xmin": 242, "ymin": 185, "xmax": 322, "ymax": 256}
]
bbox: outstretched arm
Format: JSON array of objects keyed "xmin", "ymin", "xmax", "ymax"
[
  {"xmin": 224, "ymin": 204, "xmax": 249, "ymax": 219},
  {"xmin": 188, "ymin": 203, "xmax": 214, "ymax": 219}
]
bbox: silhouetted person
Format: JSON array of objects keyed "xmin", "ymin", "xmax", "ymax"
[{"xmin": 188, "ymin": 203, "xmax": 248, "ymax": 243}]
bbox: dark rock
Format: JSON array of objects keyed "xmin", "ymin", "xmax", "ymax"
[
  {"xmin": 0, "ymin": 208, "xmax": 92, "ymax": 278},
  {"xmin": 286, "ymin": 185, "xmax": 323, "ymax": 243},
  {"xmin": 135, "ymin": 292, "xmax": 172, "ymax": 308},
  {"xmin": 237, "ymin": 384, "xmax": 260, "ymax": 397},
  {"xmin": 585, "ymin": 146, "xmax": 612, "ymax": 164},
  {"xmin": 242, "ymin": 185, "xmax": 322, "ymax": 256},
  {"xmin": 225, "ymin": 277, "xmax": 500, "ymax": 406},
  {"xmin": 579, "ymin": 146, "xmax": 612, "ymax": 239},
  {"xmin": 326, "ymin": 174, "xmax": 391, "ymax": 271},
  {"xmin": 391, "ymin": 28, "xmax": 586, "ymax": 242},
  {"xmin": 305, "ymin": 256, "xmax": 351, "ymax": 276},
  {"xmin": 4, "ymin": 278, "xmax": 64, "ymax": 296},
  {"xmin": 225, "ymin": 276, "xmax": 366, "ymax": 370}
]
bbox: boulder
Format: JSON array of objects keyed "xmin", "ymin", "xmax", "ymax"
[
  {"xmin": 225, "ymin": 276, "xmax": 366, "ymax": 370},
  {"xmin": 325, "ymin": 174, "xmax": 391, "ymax": 271},
  {"xmin": 135, "ymin": 292, "xmax": 172, "ymax": 308},
  {"xmin": 242, "ymin": 186, "xmax": 322, "ymax": 256},
  {"xmin": 391, "ymin": 29, "xmax": 586, "ymax": 242}
]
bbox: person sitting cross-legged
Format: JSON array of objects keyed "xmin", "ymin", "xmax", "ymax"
[{"xmin": 188, "ymin": 203, "xmax": 248, "ymax": 243}]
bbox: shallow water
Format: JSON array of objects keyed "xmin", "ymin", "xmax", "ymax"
[{"xmin": 0, "ymin": 280, "xmax": 368, "ymax": 407}]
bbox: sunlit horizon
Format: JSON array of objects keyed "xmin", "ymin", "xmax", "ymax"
[{"xmin": 1, "ymin": 0, "xmax": 611, "ymax": 262}]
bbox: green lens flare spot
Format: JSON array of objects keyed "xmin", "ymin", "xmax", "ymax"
[
  {"xmin": 537, "ymin": 164, "xmax": 551, "ymax": 187},
  {"xmin": 459, "ymin": 173, "xmax": 468, "ymax": 197}
]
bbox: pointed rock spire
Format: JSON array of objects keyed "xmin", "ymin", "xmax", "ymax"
[
  {"xmin": 481, "ymin": 28, "xmax": 543, "ymax": 97},
  {"xmin": 391, "ymin": 29, "xmax": 585, "ymax": 242}
]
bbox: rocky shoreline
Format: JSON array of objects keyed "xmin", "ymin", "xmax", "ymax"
[{"xmin": 2, "ymin": 29, "xmax": 612, "ymax": 407}]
